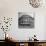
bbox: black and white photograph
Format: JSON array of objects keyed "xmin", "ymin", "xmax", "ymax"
[{"xmin": 18, "ymin": 12, "xmax": 35, "ymax": 28}]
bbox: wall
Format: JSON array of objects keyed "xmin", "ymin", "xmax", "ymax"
[
  {"xmin": 0, "ymin": 0, "xmax": 46, "ymax": 40},
  {"xmin": 44, "ymin": 15, "xmax": 46, "ymax": 40}
]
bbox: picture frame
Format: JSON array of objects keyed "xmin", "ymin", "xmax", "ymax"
[{"xmin": 18, "ymin": 12, "xmax": 35, "ymax": 28}]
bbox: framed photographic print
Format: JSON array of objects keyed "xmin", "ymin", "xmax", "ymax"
[{"xmin": 18, "ymin": 12, "xmax": 35, "ymax": 28}]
